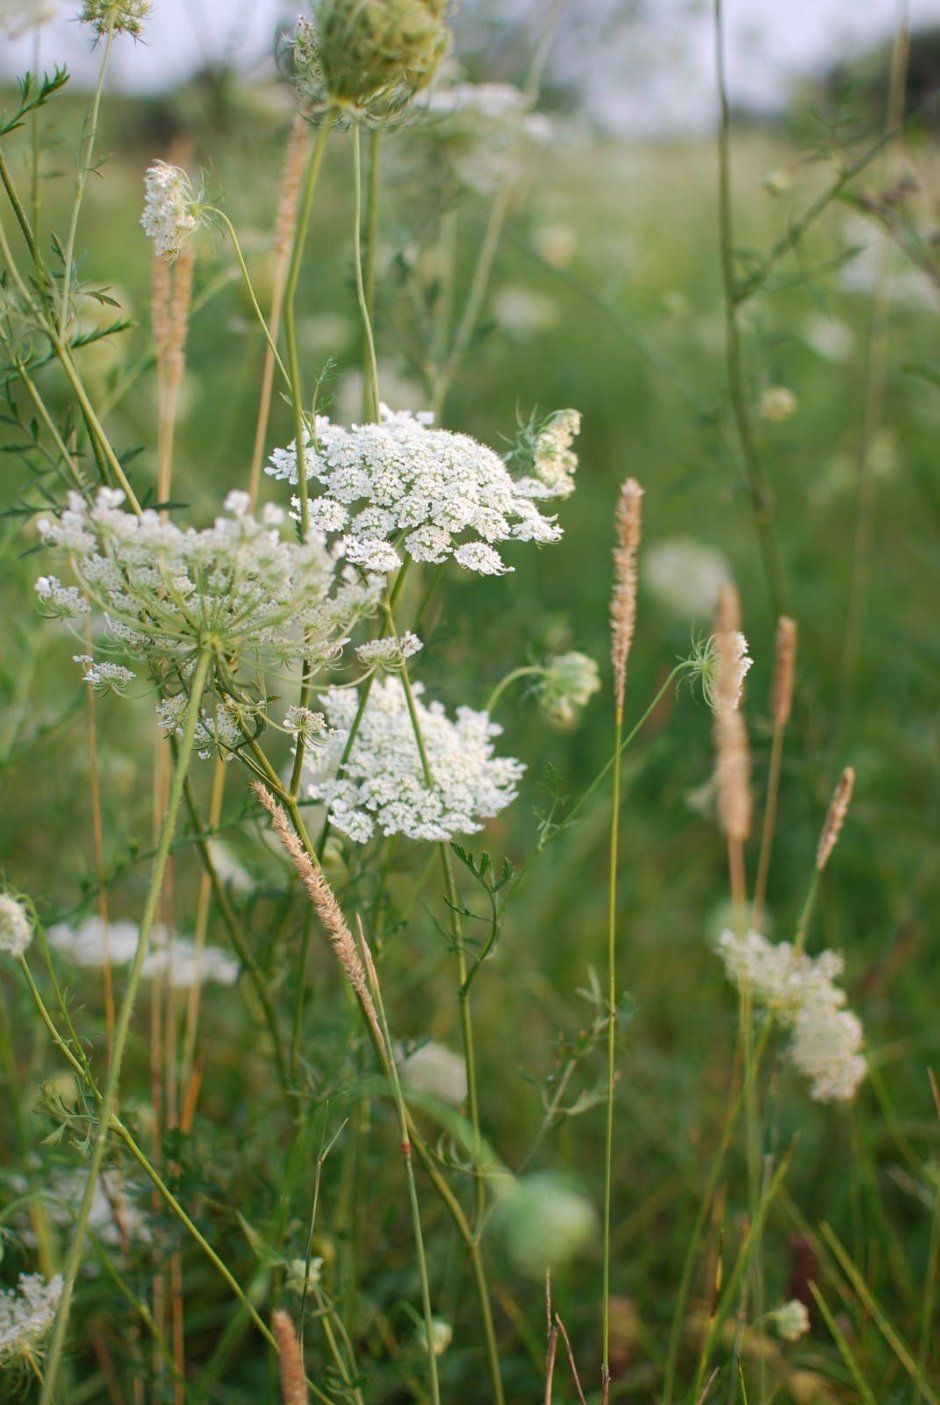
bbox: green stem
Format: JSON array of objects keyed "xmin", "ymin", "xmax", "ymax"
[
  {"xmin": 602, "ymin": 706, "xmax": 624, "ymax": 1384},
  {"xmin": 361, "ymin": 129, "xmax": 380, "ymax": 421},
  {"xmin": 16, "ymin": 361, "xmax": 86, "ymax": 492},
  {"xmin": 39, "ymin": 648, "xmax": 212, "ymax": 1404},
  {"xmin": 59, "ymin": 27, "xmax": 114, "ymax": 335},
  {"xmin": 793, "ymin": 870, "xmax": 820, "ymax": 956},
  {"xmin": 210, "ymin": 208, "xmax": 291, "ymax": 388},
  {"xmin": 714, "ymin": 0, "xmax": 787, "ymax": 618},
  {"xmin": 485, "ymin": 665, "xmax": 543, "ymax": 714},
  {"xmin": 352, "ymin": 125, "xmax": 380, "ymax": 422},
  {"xmin": 18, "ymin": 956, "xmax": 93, "ymax": 1089}
]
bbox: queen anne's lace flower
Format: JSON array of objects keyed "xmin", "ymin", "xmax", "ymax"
[
  {"xmin": 267, "ymin": 405, "xmax": 571, "ymax": 575},
  {"xmin": 718, "ymin": 930, "xmax": 866, "ymax": 1103},
  {"xmin": 37, "ymin": 488, "xmax": 381, "ymax": 681},
  {"xmin": 0, "ymin": 1272, "xmax": 63, "ymax": 1361},
  {"xmin": 0, "ymin": 894, "xmax": 32, "ymax": 957},
  {"xmin": 355, "ymin": 632, "xmax": 422, "ymax": 667},
  {"xmin": 73, "ymin": 654, "xmax": 136, "ymax": 693},
  {"xmin": 535, "ymin": 651, "xmax": 601, "ymax": 727},
  {"xmin": 47, "ymin": 917, "xmax": 240, "ymax": 989},
  {"xmin": 696, "ymin": 631, "xmax": 753, "ymax": 714},
  {"xmin": 304, "ymin": 677, "xmax": 524, "ymax": 842},
  {"xmin": 140, "ymin": 161, "xmax": 202, "ymax": 260},
  {"xmin": 81, "ymin": 0, "xmax": 150, "ymax": 37}
]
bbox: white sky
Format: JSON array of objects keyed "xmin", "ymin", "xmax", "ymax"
[{"xmin": 2, "ymin": 0, "xmax": 938, "ymax": 132}]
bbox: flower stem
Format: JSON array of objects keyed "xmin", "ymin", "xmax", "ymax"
[
  {"xmin": 59, "ymin": 26, "xmax": 114, "ymax": 335},
  {"xmin": 352, "ymin": 125, "xmax": 381, "ymax": 422},
  {"xmin": 39, "ymin": 648, "xmax": 212, "ymax": 1404},
  {"xmin": 601, "ymin": 704, "xmax": 624, "ymax": 1389}
]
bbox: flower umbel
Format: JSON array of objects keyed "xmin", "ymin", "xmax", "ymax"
[
  {"xmin": 718, "ymin": 929, "xmax": 866, "ymax": 1103},
  {"xmin": 267, "ymin": 405, "xmax": 572, "ymax": 575},
  {"xmin": 0, "ymin": 893, "xmax": 32, "ymax": 957},
  {"xmin": 81, "ymin": 0, "xmax": 151, "ymax": 38},
  {"xmin": 535, "ymin": 651, "xmax": 601, "ymax": 727},
  {"xmin": 304, "ymin": 677, "xmax": 525, "ymax": 842},
  {"xmin": 141, "ymin": 161, "xmax": 203, "ymax": 260},
  {"xmin": 0, "ymin": 1272, "xmax": 63, "ymax": 1362}
]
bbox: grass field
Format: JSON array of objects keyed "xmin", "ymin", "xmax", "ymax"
[{"xmin": 1, "ymin": 11, "xmax": 939, "ymax": 1402}]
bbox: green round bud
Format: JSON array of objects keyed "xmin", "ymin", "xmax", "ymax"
[{"xmin": 295, "ymin": 0, "xmax": 449, "ymax": 122}]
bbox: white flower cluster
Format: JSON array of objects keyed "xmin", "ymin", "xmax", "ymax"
[
  {"xmin": 527, "ymin": 409, "xmax": 581, "ymax": 499},
  {"xmin": 643, "ymin": 537, "xmax": 730, "ymax": 620},
  {"xmin": 0, "ymin": 1272, "xmax": 63, "ymax": 1361},
  {"xmin": 140, "ymin": 161, "xmax": 201, "ymax": 260},
  {"xmin": 355, "ymin": 631, "xmax": 422, "ymax": 668},
  {"xmin": 423, "ymin": 80, "xmax": 552, "ymax": 195},
  {"xmin": 771, "ymin": 1299, "xmax": 811, "ymax": 1342},
  {"xmin": 0, "ymin": 893, "xmax": 32, "ymax": 957},
  {"xmin": 304, "ymin": 677, "xmax": 524, "ymax": 842},
  {"xmin": 73, "ymin": 654, "xmax": 137, "ymax": 693},
  {"xmin": 37, "ymin": 488, "xmax": 380, "ymax": 675},
  {"xmin": 47, "ymin": 917, "xmax": 240, "ymax": 989},
  {"xmin": 535, "ymin": 650, "xmax": 601, "ymax": 727},
  {"xmin": 718, "ymin": 930, "xmax": 866, "ymax": 1103},
  {"xmin": 81, "ymin": 0, "xmax": 151, "ymax": 38},
  {"xmin": 266, "ymin": 406, "xmax": 571, "ymax": 576}
]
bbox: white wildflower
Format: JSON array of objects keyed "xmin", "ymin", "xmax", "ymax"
[
  {"xmin": 717, "ymin": 930, "xmax": 867, "ymax": 1104},
  {"xmin": 267, "ymin": 405, "xmax": 570, "ymax": 577},
  {"xmin": 427, "ymin": 1318, "xmax": 453, "ymax": 1356},
  {"xmin": 0, "ymin": 893, "xmax": 32, "ymax": 957},
  {"xmin": 157, "ymin": 692, "xmax": 249, "ymax": 761},
  {"xmin": 47, "ymin": 1169, "xmax": 150, "ymax": 1248},
  {"xmin": 284, "ymin": 706, "xmax": 328, "ymax": 742},
  {"xmin": 206, "ymin": 840, "xmax": 255, "ymax": 895},
  {"xmin": 285, "ymin": 1256, "xmax": 323, "ymax": 1296},
  {"xmin": 0, "ymin": 1272, "xmax": 62, "ymax": 1361},
  {"xmin": 643, "ymin": 537, "xmax": 730, "ymax": 620},
  {"xmin": 760, "ymin": 386, "xmax": 798, "ymax": 422},
  {"xmin": 47, "ymin": 917, "xmax": 239, "ymax": 988},
  {"xmin": 535, "ymin": 651, "xmax": 601, "ymax": 727},
  {"xmin": 770, "ymin": 1299, "xmax": 811, "ymax": 1342},
  {"xmin": 140, "ymin": 161, "xmax": 202, "ymax": 260},
  {"xmin": 38, "ymin": 488, "xmax": 380, "ymax": 680},
  {"xmin": 73, "ymin": 654, "xmax": 136, "ymax": 693},
  {"xmin": 305, "ymin": 677, "xmax": 524, "ymax": 843},
  {"xmin": 529, "ymin": 409, "xmax": 581, "ymax": 499},
  {"xmin": 355, "ymin": 632, "xmax": 422, "ymax": 668},
  {"xmin": 399, "ymin": 1040, "xmax": 468, "ymax": 1106},
  {"xmin": 35, "ymin": 574, "xmax": 89, "ymax": 619},
  {"xmin": 423, "ymin": 79, "xmax": 551, "ymax": 194},
  {"xmin": 697, "ymin": 631, "xmax": 752, "ymax": 714}
]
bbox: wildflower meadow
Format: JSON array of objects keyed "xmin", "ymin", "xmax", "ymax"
[{"xmin": 0, "ymin": 1, "xmax": 938, "ymax": 1401}]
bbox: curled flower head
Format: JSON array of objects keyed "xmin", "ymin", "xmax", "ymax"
[
  {"xmin": 304, "ymin": 677, "xmax": 524, "ymax": 843},
  {"xmin": 692, "ymin": 630, "xmax": 753, "ymax": 714},
  {"xmin": 355, "ymin": 631, "xmax": 422, "ymax": 671},
  {"xmin": 717, "ymin": 930, "xmax": 866, "ymax": 1104},
  {"xmin": 0, "ymin": 893, "xmax": 32, "ymax": 958},
  {"xmin": 293, "ymin": 0, "xmax": 448, "ymax": 124},
  {"xmin": 81, "ymin": 0, "xmax": 151, "ymax": 37},
  {"xmin": 0, "ymin": 1272, "xmax": 63, "ymax": 1362},
  {"xmin": 267, "ymin": 405, "xmax": 572, "ymax": 576},
  {"xmin": 535, "ymin": 651, "xmax": 601, "ymax": 728},
  {"xmin": 37, "ymin": 487, "xmax": 381, "ymax": 684},
  {"xmin": 141, "ymin": 161, "xmax": 204, "ymax": 260}
]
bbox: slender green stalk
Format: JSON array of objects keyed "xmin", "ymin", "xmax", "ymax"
[
  {"xmin": 361, "ymin": 128, "xmax": 381, "ymax": 421},
  {"xmin": 352, "ymin": 125, "xmax": 380, "ymax": 421},
  {"xmin": 486, "ymin": 665, "xmax": 543, "ymax": 714},
  {"xmin": 363, "ymin": 934, "xmax": 442, "ymax": 1405},
  {"xmin": 59, "ymin": 27, "xmax": 115, "ymax": 335},
  {"xmin": 39, "ymin": 648, "xmax": 212, "ymax": 1404},
  {"xmin": 601, "ymin": 705, "xmax": 624, "ymax": 1387},
  {"xmin": 792, "ymin": 871, "xmax": 820, "ymax": 957},
  {"xmin": 714, "ymin": 0, "xmax": 787, "ymax": 617},
  {"xmin": 15, "ymin": 361, "xmax": 86, "ymax": 492},
  {"xmin": 209, "ymin": 208, "xmax": 291, "ymax": 387},
  {"xmin": 18, "ymin": 956, "xmax": 93, "ymax": 1088}
]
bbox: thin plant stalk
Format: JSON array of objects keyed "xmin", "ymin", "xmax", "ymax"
[
  {"xmin": 601, "ymin": 704, "xmax": 623, "ymax": 1391},
  {"xmin": 39, "ymin": 648, "xmax": 213, "ymax": 1405},
  {"xmin": 352, "ymin": 126, "xmax": 380, "ymax": 421},
  {"xmin": 58, "ymin": 25, "xmax": 115, "ymax": 334}
]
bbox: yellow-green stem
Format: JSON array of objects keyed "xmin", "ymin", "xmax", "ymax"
[
  {"xmin": 602, "ymin": 706, "xmax": 624, "ymax": 1384},
  {"xmin": 59, "ymin": 26, "xmax": 114, "ymax": 335}
]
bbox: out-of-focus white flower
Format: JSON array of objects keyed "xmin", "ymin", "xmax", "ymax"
[
  {"xmin": 802, "ymin": 315, "xmax": 855, "ymax": 364},
  {"xmin": 533, "ymin": 223, "xmax": 578, "ymax": 269},
  {"xmin": 47, "ymin": 918, "xmax": 240, "ymax": 989},
  {"xmin": 535, "ymin": 651, "xmax": 601, "ymax": 727},
  {"xmin": 0, "ymin": 1272, "xmax": 63, "ymax": 1361},
  {"xmin": 427, "ymin": 1318, "xmax": 453, "ymax": 1356},
  {"xmin": 305, "ymin": 677, "xmax": 524, "ymax": 843},
  {"xmin": 494, "ymin": 286, "xmax": 558, "ymax": 339},
  {"xmin": 760, "ymin": 386, "xmax": 798, "ymax": 422},
  {"xmin": 206, "ymin": 840, "xmax": 254, "ymax": 895},
  {"xmin": 643, "ymin": 537, "xmax": 730, "ymax": 621},
  {"xmin": 490, "ymin": 1174, "xmax": 596, "ymax": 1280},
  {"xmin": 46, "ymin": 1168, "xmax": 150, "ymax": 1248},
  {"xmin": 285, "ymin": 1256, "xmax": 323, "ymax": 1296},
  {"xmin": 717, "ymin": 930, "xmax": 866, "ymax": 1104},
  {"xmin": 0, "ymin": 894, "xmax": 32, "ymax": 957},
  {"xmin": 1, "ymin": 1, "xmax": 57, "ymax": 37},
  {"xmin": 399, "ymin": 1040, "xmax": 467, "ymax": 1106},
  {"xmin": 140, "ymin": 161, "xmax": 202, "ymax": 260},
  {"xmin": 267, "ymin": 405, "xmax": 572, "ymax": 576},
  {"xmin": 762, "ymin": 169, "xmax": 791, "ymax": 197},
  {"xmin": 422, "ymin": 78, "xmax": 551, "ymax": 194},
  {"xmin": 770, "ymin": 1299, "xmax": 811, "ymax": 1342}
]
